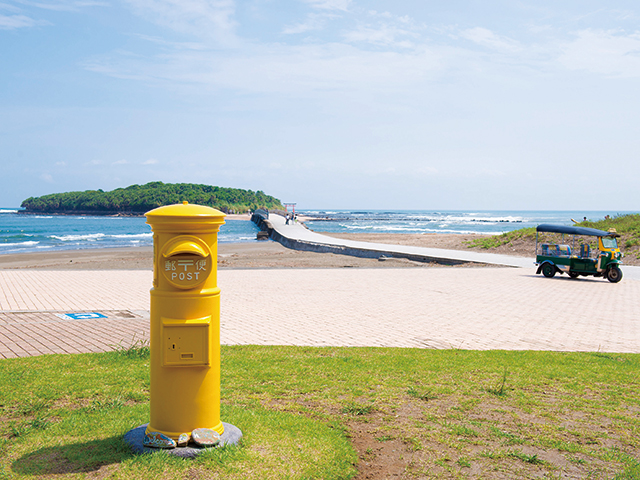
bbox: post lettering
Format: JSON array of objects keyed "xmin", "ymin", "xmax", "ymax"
[{"xmin": 165, "ymin": 255, "xmax": 207, "ymax": 285}]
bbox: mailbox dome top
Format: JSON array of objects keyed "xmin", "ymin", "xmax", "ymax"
[{"xmin": 145, "ymin": 202, "xmax": 226, "ymax": 223}]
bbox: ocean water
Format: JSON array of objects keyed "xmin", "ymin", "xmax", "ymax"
[
  {"xmin": 300, "ymin": 210, "xmax": 629, "ymax": 236},
  {"xmin": 0, "ymin": 209, "xmax": 260, "ymax": 255},
  {"xmin": 1, "ymin": 208, "xmax": 631, "ymax": 255}
]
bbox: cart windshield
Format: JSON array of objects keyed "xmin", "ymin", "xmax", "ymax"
[{"xmin": 601, "ymin": 237, "xmax": 618, "ymax": 249}]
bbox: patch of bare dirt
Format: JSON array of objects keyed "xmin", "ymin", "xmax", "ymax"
[{"xmin": 265, "ymin": 393, "xmax": 633, "ymax": 479}]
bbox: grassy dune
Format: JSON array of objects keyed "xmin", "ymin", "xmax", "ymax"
[{"xmin": 465, "ymin": 214, "xmax": 640, "ymax": 260}]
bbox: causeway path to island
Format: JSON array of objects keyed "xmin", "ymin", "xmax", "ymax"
[
  {"xmin": 265, "ymin": 212, "xmax": 640, "ymax": 279},
  {"xmin": 260, "ymin": 213, "xmax": 534, "ymax": 267},
  {"xmin": 1, "ymin": 260, "xmax": 639, "ymax": 358}
]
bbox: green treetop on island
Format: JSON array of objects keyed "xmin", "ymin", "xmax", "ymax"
[{"xmin": 20, "ymin": 182, "xmax": 284, "ymax": 214}]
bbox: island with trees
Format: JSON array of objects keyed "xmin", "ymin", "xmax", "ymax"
[{"xmin": 20, "ymin": 182, "xmax": 283, "ymax": 215}]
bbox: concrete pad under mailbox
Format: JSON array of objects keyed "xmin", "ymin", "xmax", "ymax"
[{"xmin": 124, "ymin": 423, "xmax": 243, "ymax": 458}]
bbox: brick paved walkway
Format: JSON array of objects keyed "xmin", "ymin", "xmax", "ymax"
[
  {"xmin": 0, "ymin": 310, "xmax": 148, "ymax": 357},
  {"xmin": 1, "ymin": 268, "xmax": 638, "ymax": 358}
]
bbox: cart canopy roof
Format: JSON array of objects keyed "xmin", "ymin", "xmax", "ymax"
[{"xmin": 536, "ymin": 224, "xmax": 619, "ymax": 237}]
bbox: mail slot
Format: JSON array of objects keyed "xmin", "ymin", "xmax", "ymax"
[
  {"xmin": 162, "ymin": 316, "xmax": 210, "ymax": 366},
  {"xmin": 162, "ymin": 235, "xmax": 212, "ymax": 289},
  {"xmin": 145, "ymin": 202, "xmax": 226, "ymax": 442}
]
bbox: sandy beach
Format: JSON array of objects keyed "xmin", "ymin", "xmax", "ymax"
[
  {"xmin": 0, "ymin": 233, "xmax": 498, "ymax": 270},
  {"xmin": 1, "ymin": 230, "xmax": 636, "ymax": 269}
]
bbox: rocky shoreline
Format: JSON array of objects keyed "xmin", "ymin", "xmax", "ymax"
[{"xmin": 17, "ymin": 210, "xmax": 145, "ymax": 217}]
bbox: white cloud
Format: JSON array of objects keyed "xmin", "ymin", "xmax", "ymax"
[
  {"xmin": 85, "ymin": 42, "xmax": 449, "ymax": 96},
  {"xmin": 342, "ymin": 10, "xmax": 421, "ymax": 48},
  {"xmin": 0, "ymin": 3, "xmax": 20, "ymax": 12},
  {"xmin": 55, "ymin": 161, "xmax": 67, "ymax": 166},
  {"xmin": 0, "ymin": 13, "xmax": 45, "ymax": 29},
  {"xmin": 0, "ymin": 1, "xmax": 103, "ymax": 29},
  {"xmin": 304, "ymin": 0, "xmax": 350, "ymax": 12},
  {"xmin": 558, "ymin": 29, "xmax": 640, "ymax": 77},
  {"xmin": 417, "ymin": 165, "xmax": 438, "ymax": 175},
  {"xmin": 133, "ymin": 33, "xmax": 208, "ymax": 51},
  {"xmin": 74, "ymin": 0, "xmax": 108, "ymax": 6},
  {"xmin": 40, "ymin": 173, "xmax": 53, "ymax": 182},
  {"xmin": 13, "ymin": 1, "xmax": 108, "ymax": 12},
  {"xmin": 368, "ymin": 10, "xmax": 412, "ymax": 24},
  {"xmin": 282, "ymin": 13, "xmax": 329, "ymax": 35},
  {"xmin": 459, "ymin": 27, "xmax": 522, "ymax": 53},
  {"xmin": 282, "ymin": 0, "xmax": 355, "ymax": 35},
  {"xmin": 143, "ymin": 158, "xmax": 158, "ymax": 165},
  {"xmin": 123, "ymin": 0, "xmax": 238, "ymax": 44},
  {"xmin": 343, "ymin": 24, "xmax": 417, "ymax": 48},
  {"xmin": 85, "ymin": 2, "xmax": 559, "ymax": 99},
  {"xmin": 7, "ymin": 0, "xmax": 110, "ymax": 12},
  {"xmin": 367, "ymin": 10, "xmax": 392, "ymax": 19},
  {"xmin": 112, "ymin": 159, "xmax": 129, "ymax": 165},
  {"xmin": 81, "ymin": 2, "xmax": 640, "ymax": 111}
]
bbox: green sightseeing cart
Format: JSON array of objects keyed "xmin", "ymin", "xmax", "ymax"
[{"xmin": 535, "ymin": 224, "xmax": 623, "ymax": 283}]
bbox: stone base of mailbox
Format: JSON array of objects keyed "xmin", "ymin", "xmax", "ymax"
[{"xmin": 124, "ymin": 422, "xmax": 243, "ymax": 458}]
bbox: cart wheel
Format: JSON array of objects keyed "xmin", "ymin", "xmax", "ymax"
[
  {"xmin": 542, "ymin": 263, "xmax": 556, "ymax": 278},
  {"xmin": 606, "ymin": 266, "xmax": 623, "ymax": 283},
  {"xmin": 568, "ymin": 272, "xmax": 579, "ymax": 279}
]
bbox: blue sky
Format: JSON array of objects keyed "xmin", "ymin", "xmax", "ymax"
[{"xmin": 2, "ymin": 1, "xmax": 639, "ymax": 210}]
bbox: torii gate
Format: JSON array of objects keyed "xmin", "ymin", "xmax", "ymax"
[{"xmin": 283, "ymin": 203, "xmax": 296, "ymax": 214}]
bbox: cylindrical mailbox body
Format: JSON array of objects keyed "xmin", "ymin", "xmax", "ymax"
[{"xmin": 145, "ymin": 202, "xmax": 226, "ymax": 439}]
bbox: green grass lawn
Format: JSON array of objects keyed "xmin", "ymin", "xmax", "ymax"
[{"xmin": 1, "ymin": 346, "xmax": 639, "ymax": 479}]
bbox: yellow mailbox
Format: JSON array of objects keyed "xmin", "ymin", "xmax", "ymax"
[{"xmin": 145, "ymin": 201, "xmax": 226, "ymax": 442}]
